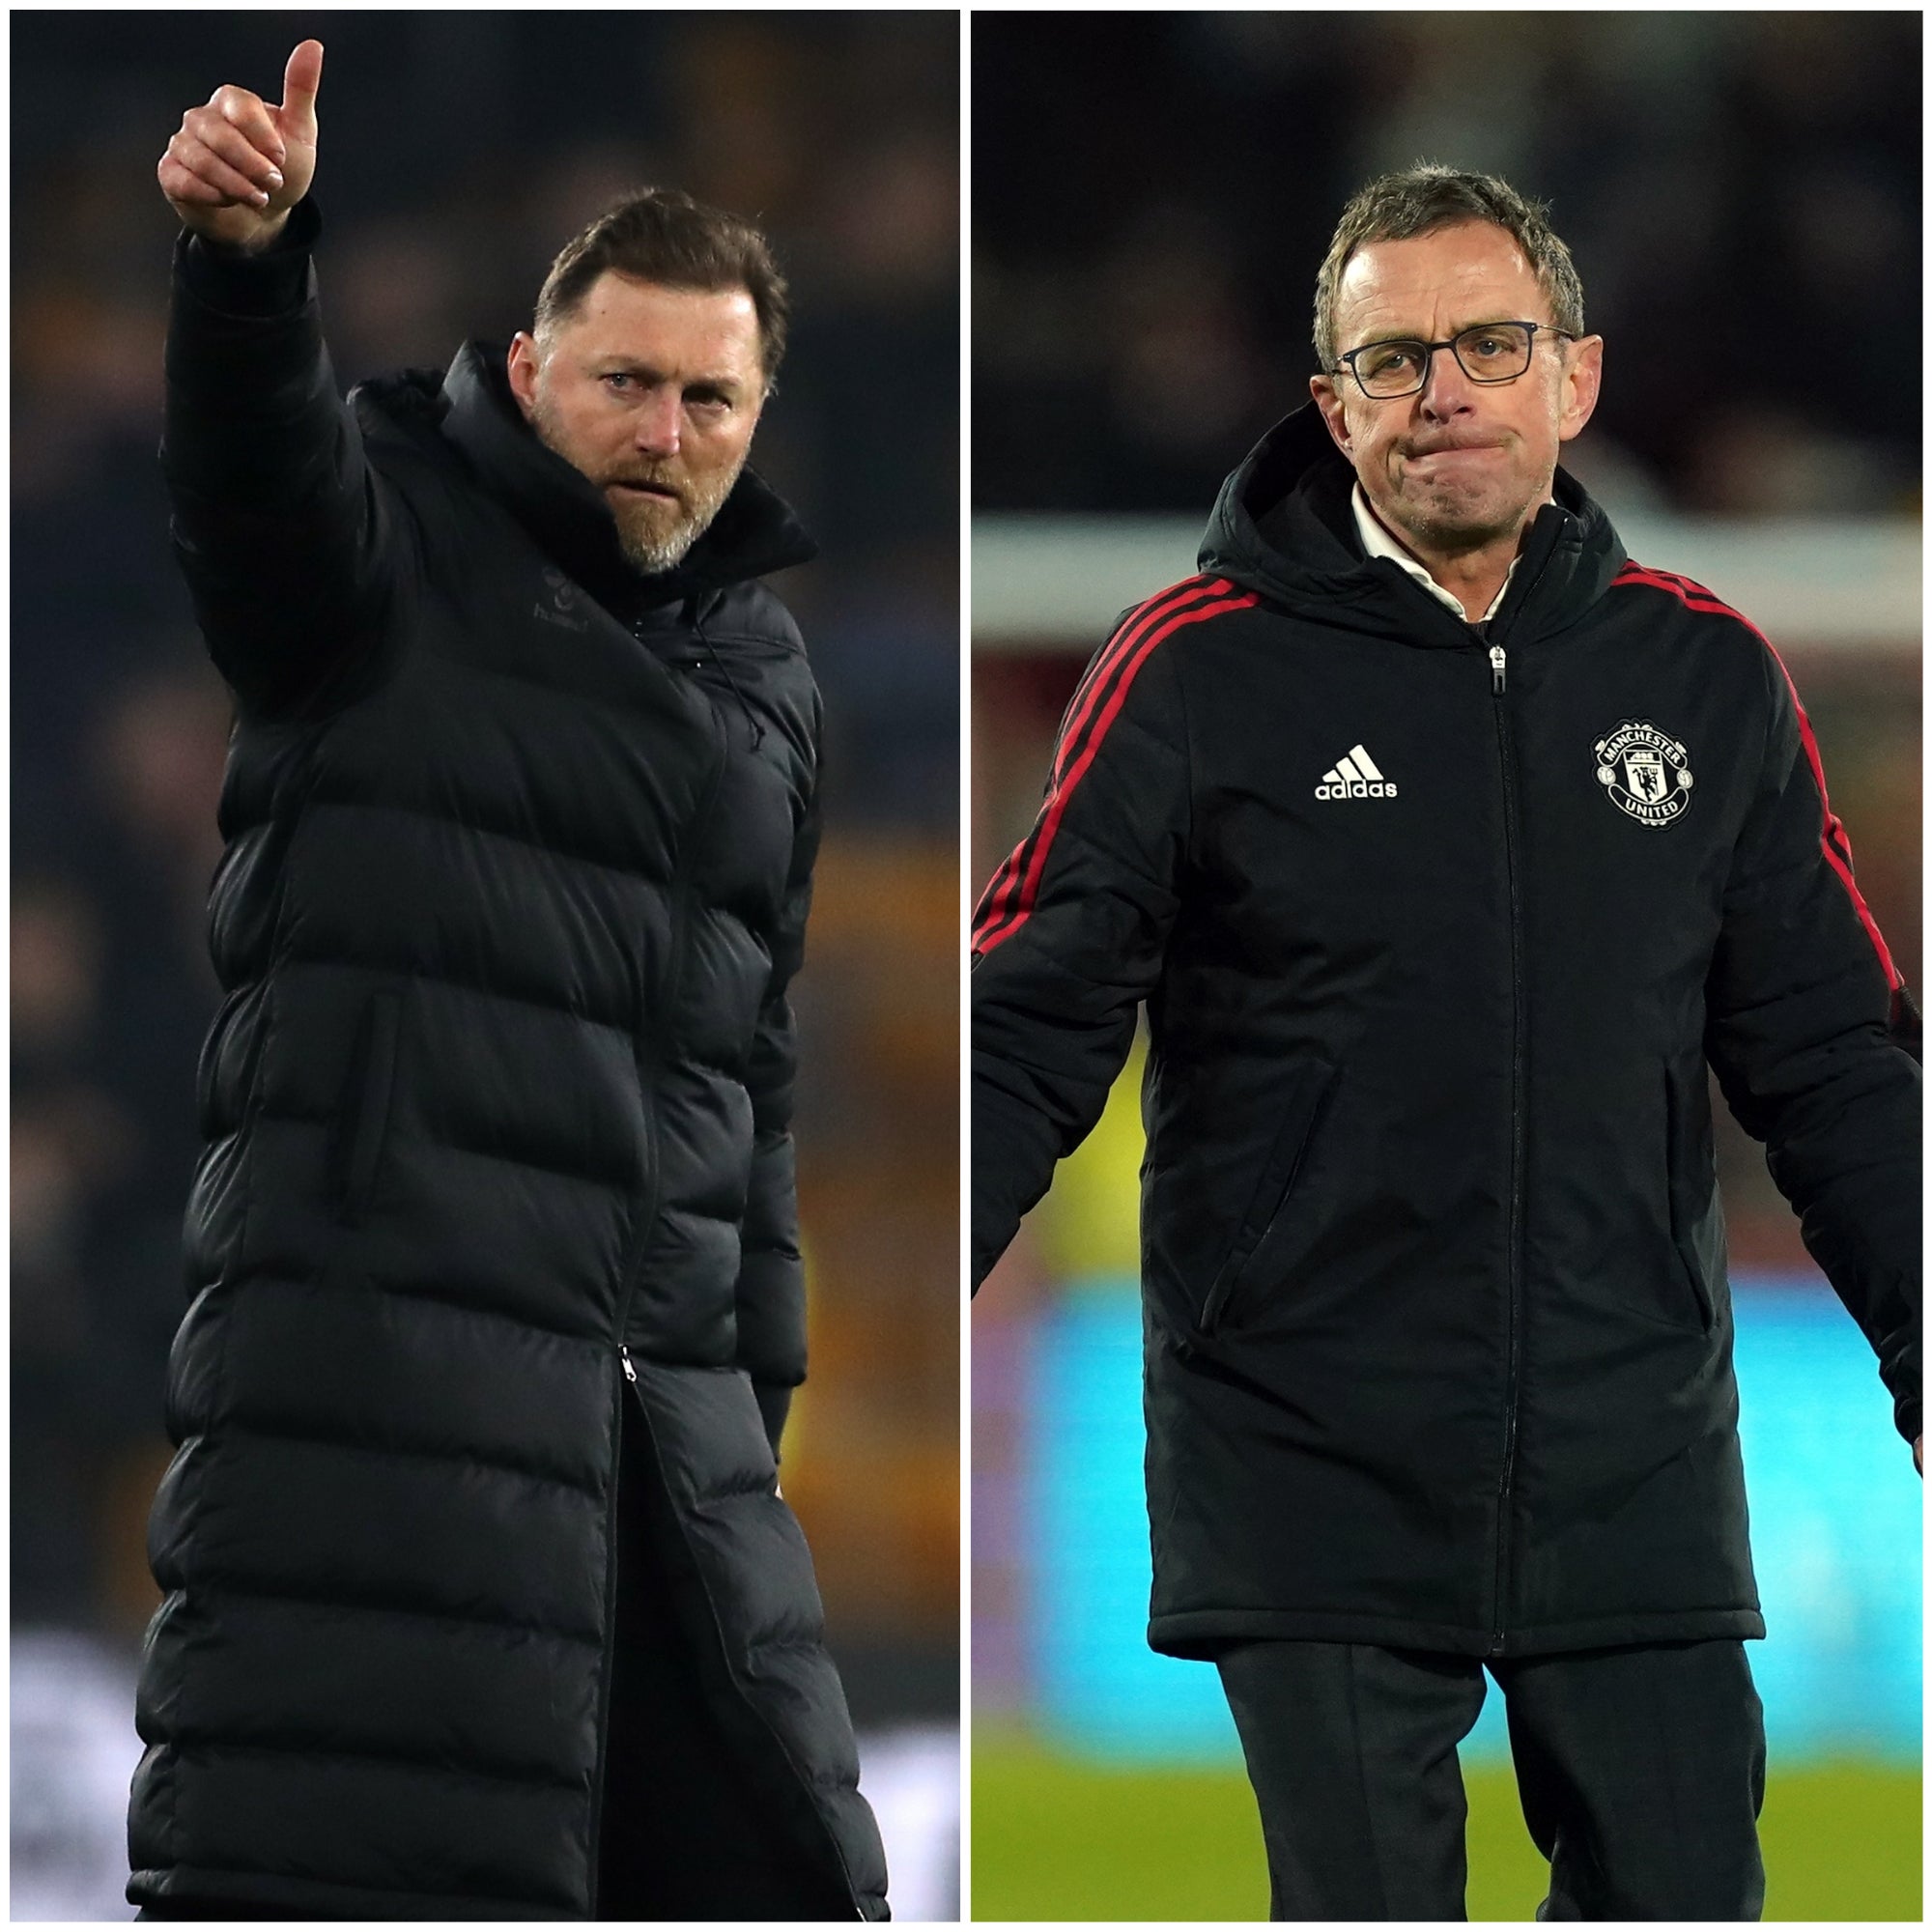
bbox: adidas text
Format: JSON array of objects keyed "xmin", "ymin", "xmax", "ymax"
[{"xmin": 1316, "ymin": 745, "xmax": 1397, "ymax": 799}]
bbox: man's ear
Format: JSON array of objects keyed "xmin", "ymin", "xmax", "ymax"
[
  {"xmin": 1310, "ymin": 373, "xmax": 1352, "ymax": 458},
  {"xmin": 505, "ymin": 332, "xmax": 541, "ymax": 423},
  {"xmin": 1556, "ymin": 334, "xmax": 1604, "ymax": 445}
]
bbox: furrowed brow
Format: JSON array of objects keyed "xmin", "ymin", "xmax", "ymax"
[{"xmin": 599, "ymin": 356, "xmax": 743, "ymax": 396}]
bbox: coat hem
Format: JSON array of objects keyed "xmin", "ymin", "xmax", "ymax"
[
  {"xmin": 1149, "ymin": 1605, "xmax": 1767, "ymax": 1661},
  {"xmin": 128, "ymin": 1863, "xmax": 572, "ymax": 1919}
]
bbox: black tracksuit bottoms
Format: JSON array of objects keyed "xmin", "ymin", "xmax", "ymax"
[{"xmin": 1216, "ymin": 1638, "xmax": 1766, "ymax": 1921}]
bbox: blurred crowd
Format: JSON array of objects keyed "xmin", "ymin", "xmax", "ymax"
[
  {"xmin": 974, "ymin": 11, "xmax": 1920, "ymax": 517},
  {"xmin": 13, "ymin": 10, "xmax": 959, "ymax": 1703}
]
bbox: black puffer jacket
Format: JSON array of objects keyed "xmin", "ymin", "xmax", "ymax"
[
  {"xmin": 128, "ymin": 203, "xmax": 888, "ymax": 1919},
  {"xmin": 973, "ymin": 405, "xmax": 1919, "ymax": 1662}
]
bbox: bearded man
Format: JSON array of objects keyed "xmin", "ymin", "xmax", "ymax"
[
  {"xmin": 131, "ymin": 40, "xmax": 888, "ymax": 1920},
  {"xmin": 973, "ymin": 165, "xmax": 1919, "ymax": 1920}
]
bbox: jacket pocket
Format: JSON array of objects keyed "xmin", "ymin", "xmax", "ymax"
[
  {"xmin": 1664, "ymin": 1065, "xmax": 1716, "ymax": 1331},
  {"xmin": 334, "ymin": 987, "xmax": 404, "ymax": 1224},
  {"xmin": 1198, "ymin": 1056, "xmax": 1336, "ymax": 1336}
]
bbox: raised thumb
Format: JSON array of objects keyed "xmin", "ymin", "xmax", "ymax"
[{"xmin": 280, "ymin": 39, "xmax": 324, "ymax": 130}]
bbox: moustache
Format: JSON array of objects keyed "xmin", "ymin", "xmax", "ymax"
[{"xmin": 608, "ymin": 470, "xmax": 687, "ymax": 507}]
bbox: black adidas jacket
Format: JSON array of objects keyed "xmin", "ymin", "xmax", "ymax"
[
  {"xmin": 972, "ymin": 404, "xmax": 1919, "ymax": 1661},
  {"xmin": 128, "ymin": 201, "xmax": 887, "ymax": 1919}
]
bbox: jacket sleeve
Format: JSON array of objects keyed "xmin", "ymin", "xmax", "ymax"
[
  {"xmin": 972, "ymin": 636, "xmax": 1191, "ymax": 1289},
  {"xmin": 732, "ymin": 739, "xmax": 823, "ymax": 1460},
  {"xmin": 163, "ymin": 197, "xmax": 399, "ymax": 714},
  {"xmin": 1704, "ymin": 639, "xmax": 1922, "ymax": 1445}
]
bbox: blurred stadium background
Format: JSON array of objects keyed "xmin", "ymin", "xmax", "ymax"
[
  {"xmin": 12, "ymin": 12, "xmax": 958, "ymax": 1918},
  {"xmin": 971, "ymin": 13, "xmax": 1919, "ymax": 1921}
]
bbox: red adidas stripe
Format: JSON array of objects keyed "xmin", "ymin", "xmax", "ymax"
[
  {"xmin": 975, "ymin": 584, "xmax": 1259, "ymax": 956},
  {"xmin": 1613, "ymin": 563, "xmax": 1902, "ymax": 991},
  {"xmin": 974, "ymin": 577, "xmax": 1226, "ymax": 947},
  {"xmin": 1056, "ymin": 575, "xmax": 1221, "ymax": 772}
]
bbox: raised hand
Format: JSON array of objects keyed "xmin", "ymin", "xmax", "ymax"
[{"xmin": 157, "ymin": 40, "xmax": 324, "ymax": 252}]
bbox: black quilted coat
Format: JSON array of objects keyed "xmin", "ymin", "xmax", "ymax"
[{"xmin": 127, "ymin": 203, "xmax": 889, "ymax": 1920}]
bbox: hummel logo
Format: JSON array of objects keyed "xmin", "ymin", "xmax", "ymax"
[
  {"xmin": 533, "ymin": 566, "xmax": 589, "ymax": 633},
  {"xmin": 1315, "ymin": 744, "xmax": 1398, "ymax": 800}
]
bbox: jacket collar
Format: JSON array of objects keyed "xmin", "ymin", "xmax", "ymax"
[
  {"xmin": 1198, "ymin": 403, "xmax": 1627, "ymax": 647},
  {"xmin": 1350, "ymin": 483, "xmax": 1518, "ymax": 624},
  {"xmin": 426, "ymin": 341, "xmax": 816, "ymax": 614}
]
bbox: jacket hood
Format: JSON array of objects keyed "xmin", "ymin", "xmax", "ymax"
[
  {"xmin": 354, "ymin": 342, "xmax": 816, "ymax": 613},
  {"xmin": 1198, "ymin": 402, "xmax": 1627, "ymax": 644}
]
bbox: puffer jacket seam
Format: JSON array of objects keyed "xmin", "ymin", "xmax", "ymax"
[
  {"xmin": 269, "ymin": 958, "xmax": 635, "ymax": 1037},
  {"xmin": 403, "ymin": 1132, "xmax": 639, "ymax": 1196},
  {"xmin": 692, "ymin": 1470, "xmax": 788, "ymax": 1504},
  {"xmin": 156, "ymin": 1732, "xmax": 585, "ymax": 1796},
  {"xmin": 242, "ymin": 1102, "xmax": 640, "ymax": 1194},
  {"xmin": 745, "ymin": 1630, "xmax": 832, "ymax": 1655},
  {"xmin": 207, "ymin": 1267, "xmax": 607, "ymax": 1352},
  {"xmin": 216, "ymin": 1417, "xmax": 605, "ymax": 1500},
  {"xmin": 193, "ymin": 1574, "xmax": 602, "ymax": 1646},
  {"xmin": 353, "ymin": 1278, "xmax": 604, "ymax": 1351},
  {"xmin": 131, "ymin": 1856, "xmax": 570, "ymax": 1914},
  {"xmin": 685, "ymin": 630, "xmax": 803, "ymax": 653},
  {"xmin": 296, "ymin": 789, "xmax": 681, "ymax": 892},
  {"xmin": 203, "ymin": 1266, "xmax": 613, "ymax": 1359},
  {"xmin": 418, "ymin": 639, "xmax": 728, "ymax": 726}
]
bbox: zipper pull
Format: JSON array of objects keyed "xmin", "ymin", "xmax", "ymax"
[
  {"xmin": 619, "ymin": 1346, "xmax": 637, "ymax": 1384},
  {"xmin": 1490, "ymin": 643, "xmax": 1507, "ymax": 695}
]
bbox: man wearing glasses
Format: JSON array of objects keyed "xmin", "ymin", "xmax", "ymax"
[{"xmin": 972, "ymin": 167, "xmax": 1919, "ymax": 1919}]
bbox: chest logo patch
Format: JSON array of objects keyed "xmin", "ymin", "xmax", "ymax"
[
  {"xmin": 535, "ymin": 566, "xmax": 589, "ymax": 633},
  {"xmin": 1594, "ymin": 720, "xmax": 1693, "ymax": 828}
]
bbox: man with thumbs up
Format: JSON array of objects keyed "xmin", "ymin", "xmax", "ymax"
[{"xmin": 132, "ymin": 41, "xmax": 888, "ymax": 1922}]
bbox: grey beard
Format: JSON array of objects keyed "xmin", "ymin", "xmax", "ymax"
[
  {"xmin": 608, "ymin": 457, "xmax": 747, "ymax": 577},
  {"xmin": 613, "ymin": 511, "xmax": 704, "ymax": 577},
  {"xmin": 526, "ymin": 386, "xmax": 743, "ymax": 578}
]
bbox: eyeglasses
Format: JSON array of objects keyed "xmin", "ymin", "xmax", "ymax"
[{"xmin": 1334, "ymin": 321, "xmax": 1575, "ymax": 399}]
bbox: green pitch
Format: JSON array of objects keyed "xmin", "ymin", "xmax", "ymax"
[{"xmin": 971, "ymin": 1729, "xmax": 1920, "ymax": 1920}]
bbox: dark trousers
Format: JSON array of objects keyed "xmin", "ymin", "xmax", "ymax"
[{"xmin": 1216, "ymin": 1638, "xmax": 1766, "ymax": 1921}]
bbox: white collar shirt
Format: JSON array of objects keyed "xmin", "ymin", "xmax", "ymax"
[{"xmin": 1350, "ymin": 482, "xmax": 1517, "ymax": 625}]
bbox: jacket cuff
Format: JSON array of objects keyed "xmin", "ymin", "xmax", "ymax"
[
  {"xmin": 177, "ymin": 196, "xmax": 322, "ymax": 316},
  {"xmin": 753, "ymin": 1380, "xmax": 793, "ymax": 1461}
]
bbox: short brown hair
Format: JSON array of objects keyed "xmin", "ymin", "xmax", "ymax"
[
  {"xmin": 1314, "ymin": 164, "xmax": 1585, "ymax": 375},
  {"xmin": 533, "ymin": 187, "xmax": 790, "ymax": 385}
]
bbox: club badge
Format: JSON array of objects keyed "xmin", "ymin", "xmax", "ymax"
[{"xmin": 1594, "ymin": 720, "xmax": 1693, "ymax": 829}]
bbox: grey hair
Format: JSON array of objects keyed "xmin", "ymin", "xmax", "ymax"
[{"xmin": 1313, "ymin": 164, "xmax": 1585, "ymax": 373}]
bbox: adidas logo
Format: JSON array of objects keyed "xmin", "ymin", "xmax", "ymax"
[{"xmin": 1315, "ymin": 744, "xmax": 1398, "ymax": 800}]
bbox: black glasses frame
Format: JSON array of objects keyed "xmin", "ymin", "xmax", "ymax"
[{"xmin": 1335, "ymin": 320, "xmax": 1577, "ymax": 398}]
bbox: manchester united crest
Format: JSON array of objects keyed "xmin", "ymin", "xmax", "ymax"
[{"xmin": 1594, "ymin": 720, "xmax": 1693, "ymax": 828}]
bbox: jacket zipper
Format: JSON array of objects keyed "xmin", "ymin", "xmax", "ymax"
[
  {"xmin": 1484, "ymin": 638, "xmax": 1530, "ymax": 1662},
  {"xmin": 611, "ymin": 703, "xmax": 729, "ymax": 1328},
  {"xmin": 586, "ymin": 680, "xmax": 730, "ymax": 1909},
  {"xmin": 1489, "ymin": 639, "xmax": 1526, "ymax": 1657},
  {"xmin": 584, "ymin": 1347, "xmax": 634, "ymax": 1912}
]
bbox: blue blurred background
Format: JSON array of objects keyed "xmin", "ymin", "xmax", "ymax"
[{"xmin": 1023, "ymin": 1277, "xmax": 1919, "ymax": 1767}]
